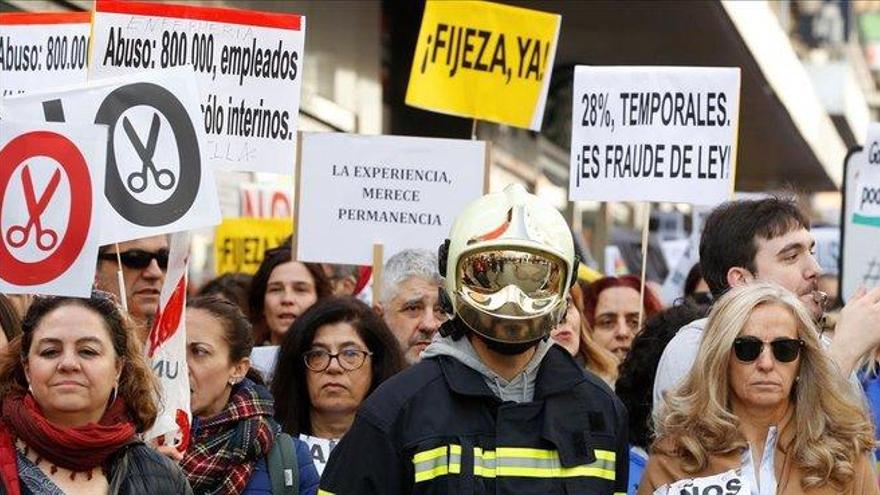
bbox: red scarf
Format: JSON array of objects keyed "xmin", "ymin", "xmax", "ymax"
[{"xmin": 0, "ymin": 390, "xmax": 137, "ymax": 472}]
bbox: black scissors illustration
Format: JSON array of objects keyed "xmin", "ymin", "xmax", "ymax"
[
  {"xmin": 5, "ymin": 165, "xmax": 61, "ymax": 251},
  {"xmin": 123, "ymin": 113, "xmax": 176, "ymax": 194}
]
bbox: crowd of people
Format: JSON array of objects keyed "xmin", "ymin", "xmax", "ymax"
[{"xmin": 1, "ymin": 186, "xmax": 880, "ymax": 495}]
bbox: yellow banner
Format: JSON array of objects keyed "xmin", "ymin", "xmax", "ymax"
[
  {"xmin": 214, "ymin": 218, "xmax": 292, "ymax": 275},
  {"xmin": 405, "ymin": 0, "xmax": 560, "ymax": 130}
]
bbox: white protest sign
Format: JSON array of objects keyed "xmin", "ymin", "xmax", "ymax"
[
  {"xmin": 299, "ymin": 434, "xmax": 339, "ymax": 476},
  {"xmin": 843, "ymin": 143, "xmax": 880, "ymax": 301},
  {"xmin": 296, "ymin": 133, "xmax": 486, "ymax": 265},
  {"xmin": 0, "ymin": 120, "xmax": 106, "ymax": 296},
  {"xmin": 144, "ymin": 231, "xmax": 191, "ymax": 450},
  {"xmin": 656, "ymin": 469, "xmax": 750, "ymax": 495},
  {"xmin": 2, "ymin": 67, "xmax": 222, "ymax": 244},
  {"xmin": 90, "ymin": 0, "xmax": 305, "ymax": 174},
  {"xmin": 570, "ymin": 66, "xmax": 741, "ymax": 205},
  {"xmin": 0, "ymin": 12, "xmax": 91, "ymax": 98}
]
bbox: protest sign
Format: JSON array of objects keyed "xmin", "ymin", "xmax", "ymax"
[
  {"xmin": 570, "ymin": 66, "xmax": 741, "ymax": 205},
  {"xmin": 2, "ymin": 67, "xmax": 222, "ymax": 244},
  {"xmin": 240, "ymin": 182, "xmax": 291, "ymax": 218},
  {"xmin": 658, "ymin": 469, "xmax": 750, "ymax": 495},
  {"xmin": 0, "ymin": 120, "xmax": 106, "ymax": 296},
  {"xmin": 405, "ymin": 0, "xmax": 560, "ymax": 131},
  {"xmin": 90, "ymin": 0, "xmax": 305, "ymax": 174},
  {"xmin": 842, "ymin": 141, "xmax": 880, "ymax": 301},
  {"xmin": 0, "ymin": 12, "xmax": 91, "ymax": 98},
  {"xmin": 214, "ymin": 217, "xmax": 291, "ymax": 275},
  {"xmin": 295, "ymin": 132, "xmax": 486, "ymax": 265},
  {"xmin": 144, "ymin": 231, "xmax": 191, "ymax": 451},
  {"xmin": 300, "ymin": 434, "xmax": 339, "ymax": 476}
]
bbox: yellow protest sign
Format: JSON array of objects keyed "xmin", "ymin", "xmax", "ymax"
[
  {"xmin": 405, "ymin": 0, "xmax": 560, "ymax": 130},
  {"xmin": 214, "ymin": 218, "xmax": 292, "ymax": 275}
]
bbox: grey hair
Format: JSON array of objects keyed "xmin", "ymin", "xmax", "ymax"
[{"xmin": 380, "ymin": 249, "xmax": 443, "ymax": 306}]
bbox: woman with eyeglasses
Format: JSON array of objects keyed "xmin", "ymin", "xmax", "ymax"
[
  {"xmin": 638, "ymin": 283, "xmax": 877, "ymax": 495},
  {"xmin": 179, "ymin": 296, "xmax": 319, "ymax": 495},
  {"xmin": 271, "ymin": 297, "xmax": 404, "ymax": 475},
  {"xmin": 0, "ymin": 292, "xmax": 191, "ymax": 494}
]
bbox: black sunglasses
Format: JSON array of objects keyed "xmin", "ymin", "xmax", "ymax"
[
  {"xmin": 99, "ymin": 249, "xmax": 169, "ymax": 270},
  {"xmin": 732, "ymin": 336, "xmax": 804, "ymax": 363}
]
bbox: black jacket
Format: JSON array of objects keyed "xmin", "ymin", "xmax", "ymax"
[{"xmin": 318, "ymin": 345, "xmax": 629, "ymax": 495}]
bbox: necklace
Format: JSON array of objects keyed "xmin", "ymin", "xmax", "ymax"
[{"xmin": 14, "ymin": 437, "xmax": 106, "ymax": 481}]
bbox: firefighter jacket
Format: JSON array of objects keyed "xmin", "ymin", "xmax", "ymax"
[{"xmin": 317, "ymin": 345, "xmax": 629, "ymax": 495}]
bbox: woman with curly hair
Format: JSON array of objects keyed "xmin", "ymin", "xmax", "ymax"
[
  {"xmin": 639, "ymin": 283, "xmax": 877, "ymax": 494},
  {"xmin": 0, "ymin": 292, "xmax": 191, "ymax": 494}
]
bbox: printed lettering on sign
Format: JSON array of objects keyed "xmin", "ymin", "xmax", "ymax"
[
  {"xmin": 656, "ymin": 469, "xmax": 750, "ymax": 495},
  {"xmin": 569, "ymin": 66, "xmax": 741, "ymax": 205},
  {"xmin": 0, "ymin": 121, "xmax": 106, "ymax": 296},
  {"xmin": 90, "ymin": 0, "xmax": 306, "ymax": 174},
  {"xmin": 296, "ymin": 132, "xmax": 486, "ymax": 266},
  {"xmin": 405, "ymin": 0, "xmax": 560, "ymax": 130},
  {"xmin": 2, "ymin": 67, "xmax": 222, "ymax": 244},
  {"xmin": 0, "ymin": 12, "xmax": 91, "ymax": 97}
]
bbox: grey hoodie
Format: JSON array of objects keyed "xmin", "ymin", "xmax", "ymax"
[{"xmin": 421, "ymin": 332, "xmax": 553, "ymax": 403}]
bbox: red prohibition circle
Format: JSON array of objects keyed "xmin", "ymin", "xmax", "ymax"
[{"xmin": 0, "ymin": 131, "xmax": 92, "ymax": 286}]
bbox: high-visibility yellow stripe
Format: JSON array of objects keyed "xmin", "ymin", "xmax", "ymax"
[
  {"xmin": 495, "ymin": 447, "xmax": 559, "ymax": 460},
  {"xmin": 413, "ymin": 444, "xmax": 617, "ymax": 483},
  {"xmin": 317, "ymin": 490, "xmax": 335, "ymax": 495},
  {"xmin": 415, "ymin": 464, "xmax": 449, "ymax": 483},
  {"xmin": 594, "ymin": 449, "xmax": 616, "ymax": 461},
  {"xmin": 413, "ymin": 445, "xmax": 448, "ymax": 463},
  {"xmin": 449, "ymin": 444, "xmax": 462, "ymax": 474}
]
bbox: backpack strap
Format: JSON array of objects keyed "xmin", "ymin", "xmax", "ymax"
[{"xmin": 267, "ymin": 432, "xmax": 299, "ymax": 495}]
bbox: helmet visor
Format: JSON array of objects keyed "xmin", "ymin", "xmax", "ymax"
[{"xmin": 457, "ymin": 249, "xmax": 566, "ymax": 304}]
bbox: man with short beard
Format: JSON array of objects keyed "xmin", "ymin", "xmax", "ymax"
[
  {"xmin": 653, "ymin": 198, "xmax": 880, "ymax": 408},
  {"xmin": 374, "ymin": 249, "xmax": 446, "ymax": 365}
]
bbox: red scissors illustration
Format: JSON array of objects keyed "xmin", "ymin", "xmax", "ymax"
[{"xmin": 5, "ymin": 165, "xmax": 61, "ymax": 251}]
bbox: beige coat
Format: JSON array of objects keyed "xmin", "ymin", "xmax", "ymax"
[{"xmin": 636, "ymin": 413, "xmax": 878, "ymax": 495}]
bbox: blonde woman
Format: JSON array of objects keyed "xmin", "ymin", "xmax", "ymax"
[{"xmin": 639, "ymin": 282, "xmax": 877, "ymax": 495}]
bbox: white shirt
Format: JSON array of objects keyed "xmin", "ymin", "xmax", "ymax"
[{"xmin": 740, "ymin": 426, "xmax": 779, "ymax": 495}]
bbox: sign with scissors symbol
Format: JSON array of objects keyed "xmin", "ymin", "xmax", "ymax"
[
  {"xmin": 5, "ymin": 165, "xmax": 61, "ymax": 251},
  {"xmin": 1, "ymin": 67, "xmax": 221, "ymax": 245},
  {"xmin": 0, "ymin": 121, "xmax": 106, "ymax": 296},
  {"xmin": 123, "ymin": 113, "xmax": 176, "ymax": 194}
]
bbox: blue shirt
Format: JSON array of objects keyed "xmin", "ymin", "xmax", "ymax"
[{"xmin": 242, "ymin": 435, "xmax": 320, "ymax": 495}]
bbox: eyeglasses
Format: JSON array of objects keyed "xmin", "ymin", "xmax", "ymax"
[
  {"xmin": 303, "ymin": 348, "xmax": 373, "ymax": 372},
  {"xmin": 732, "ymin": 336, "xmax": 804, "ymax": 363},
  {"xmin": 98, "ymin": 249, "xmax": 169, "ymax": 270}
]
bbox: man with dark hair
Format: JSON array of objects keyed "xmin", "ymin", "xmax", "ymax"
[{"xmin": 653, "ymin": 197, "xmax": 880, "ymax": 408}]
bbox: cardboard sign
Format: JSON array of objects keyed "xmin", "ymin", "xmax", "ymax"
[
  {"xmin": 843, "ymin": 146, "xmax": 880, "ymax": 301},
  {"xmin": 214, "ymin": 217, "xmax": 292, "ymax": 275},
  {"xmin": 405, "ymin": 0, "xmax": 560, "ymax": 130},
  {"xmin": 143, "ymin": 231, "xmax": 191, "ymax": 451},
  {"xmin": 90, "ymin": 0, "xmax": 305, "ymax": 174},
  {"xmin": 0, "ymin": 12, "xmax": 91, "ymax": 98},
  {"xmin": 570, "ymin": 66, "xmax": 741, "ymax": 205},
  {"xmin": 0, "ymin": 120, "xmax": 106, "ymax": 296},
  {"xmin": 240, "ymin": 182, "xmax": 291, "ymax": 218},
  {"xmin": 295, "ymin": 132, "xmax": 486, "ymax": 265},
  {"xmin": 2, "ymin": 67, "xmax": 222, "ymax": 244}
]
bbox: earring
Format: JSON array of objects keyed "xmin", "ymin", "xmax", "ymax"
[
  {"xmin": 228, "ymin": 377, "xmax": 238, "ymax": 386},
  {"xmin": 108, "ymin": 385, "xmax": 118, "ymax": 405}
]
